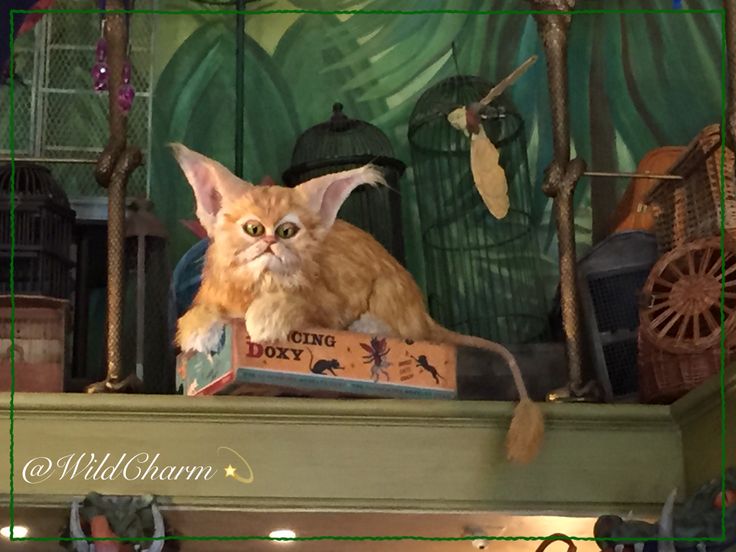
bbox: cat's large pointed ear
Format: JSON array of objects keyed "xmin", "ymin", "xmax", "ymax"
[
  {"xmin": 296, "ymin": 164, "xmax": 386, "ymax": 228},
  {"xmin": 169, "ymin": 143, "xmax": 250, "ymax": 236}
]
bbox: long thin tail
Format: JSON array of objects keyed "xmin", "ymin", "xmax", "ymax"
[{"xmin": 431, "ymin": 322, "xmax": 544, "ymax": 464}]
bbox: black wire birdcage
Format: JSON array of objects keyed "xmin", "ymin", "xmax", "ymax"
[
  {"xmin": 408, "ymin": 75, "xmax": 548, "ymax": 344},
  {"xmin": 282, "ymin": 102, "xmax": 407, "ymax": 263},
  {"xmin": 0, "ymin": 162, "xmax": 75, "ymax": 299}
]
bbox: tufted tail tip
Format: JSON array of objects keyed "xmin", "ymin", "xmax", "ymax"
[{"xmin": 506, "ymin": 397, "xmax": 545, "ymax": 464}]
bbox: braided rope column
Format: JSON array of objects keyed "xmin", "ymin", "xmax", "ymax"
[
  {"xmin": 530, "ymin": 0, "xmax": 595, "ymax": 399},
  {"xmin": 86, "ymin": 0, "xmax": 143, "ymax": 393}
]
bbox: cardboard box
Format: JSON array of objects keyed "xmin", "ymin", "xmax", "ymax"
[{"xmin": 177, "ymin": 319, "xmax": 456, "ymax": 399}]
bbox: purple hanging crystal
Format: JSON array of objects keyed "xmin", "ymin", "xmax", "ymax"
[
  {"xmin": 117, "ymin": 60, "xmax": 135, "ymax": 114},
  {"xmin": 91, "ymin": 38, "xmax": 108, "ymax": 92}
]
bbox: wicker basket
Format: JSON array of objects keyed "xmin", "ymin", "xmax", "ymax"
[
  {"xmin": 645, "ymin": 124, "xmax": 736, "ymax": 253},
  {"xmin": 639, "ymin": 237, "xmax": 736, "ymax": 353},
  {"xmin": 638, "ymin": 329, "xmax": 724, "ymax": 404},
  {"xmin": 637, "ymin": 236, "xmax": 736, "ymax": 403}
]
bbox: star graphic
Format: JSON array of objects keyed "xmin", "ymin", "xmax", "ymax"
[{"xmin": 224, "ymin": 464, "xmax": 236, "ymax": 478}]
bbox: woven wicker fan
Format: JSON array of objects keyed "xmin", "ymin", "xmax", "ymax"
[{"xmin": 639, "ymin": 237, "xmax": 736, "ymax": 353}]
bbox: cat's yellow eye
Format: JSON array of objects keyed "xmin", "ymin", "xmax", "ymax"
[
  {"xmin": 243, "ymin": 220, "xmax": 265, "ymax": 237},
  {"xmin": 275, "ymin": 222, "xmax": 300, "ymax": 239}
]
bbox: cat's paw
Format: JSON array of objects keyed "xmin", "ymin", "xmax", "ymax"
[
  {"xmin": 177, "ymin": 313, "xmax": 225, "ymax": 355},
  {"xmin": 348, "ymin": 313, "xmax": 393, "ymax": 335}
]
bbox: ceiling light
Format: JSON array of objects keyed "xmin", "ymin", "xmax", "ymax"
[
  {"xmin": 1, "ymin": 525, "xmax": 29, "ymax": 539},
  {"xmin": 269, "ymin": 529, "xmax": 297, "ymax": 541}
]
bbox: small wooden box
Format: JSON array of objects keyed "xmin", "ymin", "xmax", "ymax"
[
  {"xmin": 0, "ymin": 295, "xmax": 68, "ymax": 392},
  {"xmin": 177, "ymin": 319, "xmax": 457, "ymax": 399}
]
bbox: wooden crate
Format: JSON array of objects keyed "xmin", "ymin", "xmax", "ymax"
[{"xmin": 0, "ymin": 295, "xmax": 69, "ymax": 392}]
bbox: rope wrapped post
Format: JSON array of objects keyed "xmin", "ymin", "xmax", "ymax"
[
  {"xmin": 86, "ymin": 0, "xmax": 143, "ymax": 393},
  {"xmin": 530, "ymin": 0, "xmax": 596, "ymax": 400}
]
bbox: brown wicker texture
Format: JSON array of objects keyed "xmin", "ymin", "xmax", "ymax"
[
  {"xmin": 638, "ymin": 329, "xmax": 724, "ymax": 404},
  {"xmin": 646, "ymin": 124, "xmax": 736, "ymax": 253},
  {"xmin": 639, "ymin": 237, "xmax": 736, "ymax": 354}
]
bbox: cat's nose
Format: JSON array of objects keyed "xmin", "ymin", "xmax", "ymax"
[{"xmin": 261, "ymin": 235, "xmax": 277, "ymax": 245}]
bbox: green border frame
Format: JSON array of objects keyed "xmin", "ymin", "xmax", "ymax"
[{"xmin": 5, "ymin": 4, "xmax": 730, "ymax": 546}]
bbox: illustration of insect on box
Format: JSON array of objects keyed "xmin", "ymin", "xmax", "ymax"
[{"xmin": 176, "ymin": 319, "xmax": 457, "ymax": 399}]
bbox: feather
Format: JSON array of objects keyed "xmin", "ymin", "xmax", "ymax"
[
  {"xmin": 447, "ymin": 106, "xmax": 469, "ymax": 136},
  {"xmin": 469, "ymin": 126, "xmax": 509, "ymax": 219}
]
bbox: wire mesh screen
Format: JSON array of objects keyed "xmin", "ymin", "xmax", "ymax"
[
  {"xmin": 408, "ymin": 75, "xmax": 549, "ymax": 344},
  {"xmin": 575, "ymin": 230, "xmax": 659, "ymax": 401},
  {"xmin": 601, "ymin": 339, "xmax": 639, "ymax": 397},
  {"xmin": 1, "ymin": 0, "xmax": 155, "ymax": 198},
  {"xmin": 588, "ymin": 269, "xmax": 650, "ymax": 334},
  {"xmin": 587, "ymin": 269, "xmax": 650, "ymax": 399},
  {"xmin": 0, "ymin": 28, "xmax": 36, "ymax": 155}
]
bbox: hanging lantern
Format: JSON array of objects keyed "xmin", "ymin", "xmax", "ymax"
[
  {"xmin": 282, "ymin": 102, "xmax": 407, "ymax": 263},
  {"xmin": 408, "ymin": 75, "xmax": 548, "ymax": 344},
  {"xmin": 121, "ymin": 198, "xmax": 174, "ymax": 394}
]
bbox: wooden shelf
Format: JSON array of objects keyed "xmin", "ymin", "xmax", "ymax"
[{"xmin": 0, "ymin": 364, "xmax": 733, "ymax": 516}]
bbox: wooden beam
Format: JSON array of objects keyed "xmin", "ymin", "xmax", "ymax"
[
  {"xmin": 1, "ymin": 393, "xmax": 682, "ymax": 515},
  {"xmin": 670, "ymin": 363, "xmax": 736, "ymax": 495}
]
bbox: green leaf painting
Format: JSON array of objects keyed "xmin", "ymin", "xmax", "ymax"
[
  {"xmin": 149, "ymin": 0, "xmax": 723, "ymax": 339},
  {"xmin": 150, "ymin": 16, "xmax": 300, "ymax": 262}
]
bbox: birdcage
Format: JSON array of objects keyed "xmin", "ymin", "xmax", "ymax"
[
  {"xmin": 0, "ymin": 162, "xmax": 76, "ymax": 299},
  {"xmin": 407, "ymin": 75, "xmax": 548, "ymax": 344},
  {"xmin": 575, "ymin": 230, "xmax": 659, "ymax": 402},
  {"xmin": 120, "ymin": 198, "xmax": 174, "ymax": 394},
  {"xmin": 282, "ymin": 102, "xmax": 407, "ymax": 263}
]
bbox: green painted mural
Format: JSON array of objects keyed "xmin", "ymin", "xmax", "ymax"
[{"xmin": 149, "ymin": 0, "xmax": 722, "ymax": 321}]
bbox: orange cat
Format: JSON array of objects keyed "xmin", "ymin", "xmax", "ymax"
[{"xmin": 171, "ymin": 144, "xmax": 544, "ymax": 464}]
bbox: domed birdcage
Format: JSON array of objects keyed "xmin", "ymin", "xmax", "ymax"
[
  {"xmin": 0, "ymin": 162, "xmax": 76, "ymax": 299},
  {"xmin": 408, "ymin": 75, "xmax": 548, "ymax": 344},
  {"xmin": 282, "ymin": 103, "xmax": 407, "ymax": 263}
]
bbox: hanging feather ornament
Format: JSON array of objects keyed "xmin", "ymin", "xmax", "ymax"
[
  {"xmin": 447, "ymin": 55, "xmax": 538, "ymax": 220},
  {"xmin": 470, "ymin": 124, "xmax": 509, "ymax": 218}
]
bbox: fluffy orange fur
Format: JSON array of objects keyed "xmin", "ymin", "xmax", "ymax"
[
  {"xmin": 181, "ymin": 197, "xmax": 434, "ymax": 343},
  {"xmin": 172, "ymin": 144, "xmax": 544, "ymax": 464}
]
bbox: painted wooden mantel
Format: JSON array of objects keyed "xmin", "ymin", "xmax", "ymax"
[{"xmin": 0, "ymin": 364, "xmax": 733, "ymax": 516}]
